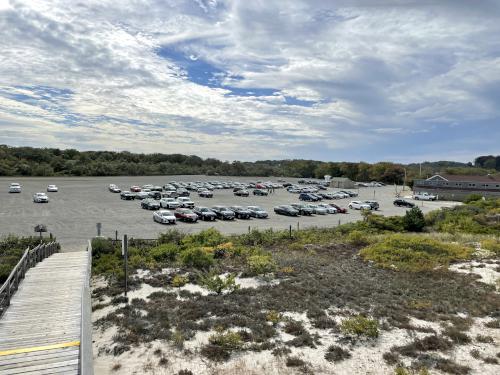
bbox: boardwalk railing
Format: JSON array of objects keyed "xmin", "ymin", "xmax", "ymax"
[
  {"xmin": 80, "ymin": 240, "xmax": 94, "ymax": 375},
  {"xmin": 0, "ymin": 242, "xmax": 58, "ymax": 318}
]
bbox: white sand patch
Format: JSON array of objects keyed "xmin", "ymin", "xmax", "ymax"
[
  {"xmin": 179, "ymin": 282, "xmax": 210, "ymax": 296},
  {"xmin": 450, "ymin": 261, "xmax": 500, "ymax": 287},
  {"xmin": 133, "ymin": 268, "xmax": 151, "ymax": 279},
  {"xmin": 235, "ymin": 275, "xmax": 280, "ymax": 289},
  {"xmin": 126, "ymin": 282, "xmax": 166, "ymax": 301}
]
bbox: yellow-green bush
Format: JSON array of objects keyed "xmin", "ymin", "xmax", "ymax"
[
  {"xmin": 266, "ymin": 310, "xmax": 282, "ymax": 325},
  {"xmin": 340, "ymin": 315, "xmax": 379, "ymax": 338},
  {"xmin": 171, "ymin": 274, "xmax": 189, "ymax": 287},
  {"xmin": 360, "ymin": 234, "xmax": 473, "ymax": 272},
  {"xmin": 246, "ymin": 254, "xmax": 276, "ymax": 275},
  {"xmin": 180, "ymin": 247, "xmax": 214, "ymax": 269},
  {"xmin": 346, "ymin": 230, "xmax": 370, "ymax": 247},
  {"xmin": 481, "ymin": 239, "xmax": 500, "ymax": 255}
]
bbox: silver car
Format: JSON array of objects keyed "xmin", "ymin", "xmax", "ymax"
[
  {"xmin": 247, "ymin": 206, "xmax": 269, "ymax": 218},
  {"xmin": 153, "ymin": 210, "xmax": 176, "ymax": 225},
  {"xmin": 160, "ymin": 198, "xmax": 181, "ymax": 209},
  {"xmin": 306, "ymin": 204, "xmax": 327, "ymax": 215}
]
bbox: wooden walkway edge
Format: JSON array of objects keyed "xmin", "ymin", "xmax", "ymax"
[{"xmin": 0, "ymin": 251, "xmax": 89, "ymax": 374}]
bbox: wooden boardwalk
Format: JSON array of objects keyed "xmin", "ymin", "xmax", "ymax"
[{"xmin": 0, "ymin": 252, "xmax": 89, "ymax": 374}]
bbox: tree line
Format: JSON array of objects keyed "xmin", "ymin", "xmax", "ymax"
[{"xmin": 0, "ymin": 145, "xmax": 496, "ymax": 184}]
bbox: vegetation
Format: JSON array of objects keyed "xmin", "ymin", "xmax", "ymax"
[
  {"xmin": 360, "ymin": 234, "xmax": 473, "ymax": 272},
  {"xmin": 403, "ymin": 207, "xmax": 426, "ymax": 232},
  {"xmin": 0, "ymin": 235, "xmax": 56, "ymax": 284},
  {"xmin": 340, "ymin": 315, "xmax": 379, "ymax": 338},
  {"xmin": 198, "ymin": 271, "xmax": 239, "ymax": 295},
  {"xmin": 1, "ymin": 145, "xmax": 498, "ymax": 184}
]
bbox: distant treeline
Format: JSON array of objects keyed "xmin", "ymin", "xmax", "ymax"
[{"xmin": 0, "ymin": 145, "xmax": 497, "ymax": 184}]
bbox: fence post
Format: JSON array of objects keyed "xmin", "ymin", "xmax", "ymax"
[
  {"xmin": 289, "ymin": 225, "xmax": 292, "ymax": 239},
  {"xmin": 97, "ymin": 223, "xmax": 102, "ymax": 237},
  {"xmin": 297, "ymin": 222, "xmax": 300, "ymax": 231},
  {"xmin": 123, "ymin": 235, "xmax": 128, "ymax": 298},
  {"xmin": 338, "ymin": 219, "xmax": 341, "ymax": 226},
  {"xmin": 248, "ymin": 226, "xmax": 250, "ymax": 234}
]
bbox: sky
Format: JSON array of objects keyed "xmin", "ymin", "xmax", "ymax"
[{"xmin": 0, "ymin": 0, "xmax": 499, "ymax": 163}]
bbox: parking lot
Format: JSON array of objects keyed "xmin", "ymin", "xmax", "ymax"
[{"xmin": 0, "ymin": 175, "xmax": 460, "ymax": 251}]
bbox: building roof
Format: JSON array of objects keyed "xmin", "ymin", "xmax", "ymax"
[
  {"xmin": 426, "ymin": 174, "xmax": 500, "ymax": 182},
  {"xmin": 329, "ymin": 177, "xmax": 352, "ymax": 181}
]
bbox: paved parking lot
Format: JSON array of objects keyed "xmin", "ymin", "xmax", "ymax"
[{"xmin": 0, "ymin": 175, "xmax": 459, "ymax": 251}]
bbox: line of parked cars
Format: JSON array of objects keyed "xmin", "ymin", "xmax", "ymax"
[{"xmin": 8, "ymin": 182, "xmax": 59, "ymax": 203}]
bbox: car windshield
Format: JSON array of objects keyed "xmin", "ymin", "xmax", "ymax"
[
  {"xmin": 161, "ymin": 211, "xmax": 172, "ymax": 216},
  {"xmin": 250, "ymin": 206, "xmax": 262, "ymax": 211}
]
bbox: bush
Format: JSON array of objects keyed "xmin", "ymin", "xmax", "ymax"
[
  {"xmin": 340, "ymin": 315, "xmax": 379, "ymax": 338},
  {"xmin": 266, "ymin": 310, "xmax": 281, "ymax": 325},
  {"xmin": 150, "ymin": 243, "xmax": 179, "ymax": 262},
  {"xmin": 171, "ymin": 275, "xmax": 188, "ymax": 287},
  {"xmin": 246, "ymin": 254, "xmax": 276, "ymax": 275},
  {"xmin": 180, "ymin": 248, "xmax": 214, "ymax": 269},
  {"xmin": 182, "ymin": 228, "xmax": 226, "ymax": 247},
  {"xmin": 481, "ymin": 239, "xmax": 500, "ymax": 255},
  {"xmin": 285, "ymin": 356, "xmax": 305, "ymax": 367},
  {"xmin": 360, "ymin": 234, "xmax": 472, "ymax": 272},
  {"xmin": 324, "ymin": 345, "xmax": 351, "ymax": 362},
  {"xmin": 346, "ymin": 230, "xmax": 370, "ymax": 247},
  {"xmin": 158, "ymin": 229, "xmax": 185, "ymax": 244},
  {"xmin": 199, "ymin": 272, "xmax": 239, "ymax": 295},
  {"xmin": 464, "ymin": 194, "xmax": 483, "ymax": 203},
  {"xmin": 92, "ymin": 237, "xmax": 116, "ymax": 258},
  {"xmin": 201, "ymin": 331, "xmax": 243, "ymax": 361},
  {"xmin": 403, "ymin": 207, "xmax": 426, "ymax": 232}
]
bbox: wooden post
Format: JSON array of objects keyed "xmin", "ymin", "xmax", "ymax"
[
  {"xmin": 96, "ymin": 223, "xmax": 102, "ymax": 237},
  {"xmin": 289, "ymin": 225, "xmax": 292, "ymax": 239},
  {"xmin": 115, "ymin": 230, "xmax": 118, "ymax": 241},
  {"xmin": 297, "ymin": 222, "xmax": 300, "ymax": 231},
  {"xmin": 123, "ymin": 234, "xmax": 128, "ymax": 298}
]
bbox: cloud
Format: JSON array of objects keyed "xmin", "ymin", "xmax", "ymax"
[{"xmin": 0, "ymin": 0, "xmax": 499, "ymax": 162}]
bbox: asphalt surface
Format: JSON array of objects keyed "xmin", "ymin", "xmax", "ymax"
[{"xmin": 0, "ymin": 176, "xmax": 459, "ymax": 252}]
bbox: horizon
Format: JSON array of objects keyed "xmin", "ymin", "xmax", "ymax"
[{"xmin": 1, "ymin": 1, "xmax": 499, "ymax": 162}]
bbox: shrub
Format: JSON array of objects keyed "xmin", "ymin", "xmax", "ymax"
[
  {"xmin": 444, "ymin": 326, "xmax": 471, "ymax": 344},
  {"xmin": 481, "ymin": 239, "xmax": 500, "ymax": 255},
  {"xmin": 346, "ymin": 230, "xmax": 370, "ymax": 247},
  {"xmin": 340, "ymin": 315, "xmax": 379, "ymax": 338},
  {"xmin": 158, "ymin": 229, "xmax": 185, "ymax": 244},
  {"xmin": 180, "ymin": 247, "xmax": 214, "ymax": 269},
  {"xmin": 464, "ymin": 194, "xmax": 483, "ymax": 204},
  {"xmin": 201, "ymin": 330, "xmax": 243, "ymax": 361},
  {"xmin": 150, "ymin": 243, "xmax": 179, "ymax": 262},
  {"xmin": 485, "ymin": 319, "xmax": 500, "ymax": 328},
  {"xmin": 403, "ymin": 207, "xmax": 426, "ymax": 232},
  {"xmin": 324, "ymin": 345, "xmax": 351, "ymax": 362},
  {"xmin": 266, "ymin": 310, "xmax": 281, "ymax": 325},
  {"xmin": 171, "ymin": 275, "xmax": 188, "ymax": 288},
  {"xmin": 476, "ymin": 335, "xmax": 494, "ymax": 343},
  {"xmin": 182, "ymin": 228, "xmax": 226, "ymax": 247},
  {"xmin": 285, "ymin": 356, "xmax": 305, "ymax": 367},
  {"xmin": 360, "ymin": 234, "xmax": 472, "ymax": 272},
  {"xmin": 284, "ymin": 320, "xmax": 307, "ymax": 336},
  {"xmin": 199, "ymin": 272, "xmax": 239, "ymax": 295},
  {"xmin": 91, "ymin": 237, "xmax": 116, "ymax": 257},
  {"xmin": 246, "ymin": 254, "xmax": 276, "ymax": 275}
]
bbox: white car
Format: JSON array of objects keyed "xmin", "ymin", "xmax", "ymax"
[
  {"xmin": 153, "ymin": 210, "xmax": 176, "ymax": 225},
  {"xmin": 413, "ymin": 192, "xmax": 437, "ymax": 201},
  {"xmin": 348, "ymin": 201, "xmax": 371, "ymax": 210},
  {"xmin": 108, "ymin": 184, "xmax": 121, "ymax": 193},
  {"xmin": 332, "ymin": 192, "xmax": 350, "ymax": 199},
  {"xmin": 33, "ymin": 192, "xmax": 49, "ymax": 203},
  {"xmin": 306, "ymin": 204, "xmax": 328, "ymax": 215},
  {"xmin": 317, "ymin": 203, "xmax": 337, "ymax": 214},
  {"xmin": 177, "ymin": 197, "xmax": 195, "ymax": 208},
  {"xmin": 160, "ymin": 198, "xmax": 181, "ymax": 209},
  {"xmin": 47, "ymin": 185, "xmax": 59, "ymax": 192},
  {"xmin": 9, "ymin": 183, "xmax": 22, "ymax": 193}
]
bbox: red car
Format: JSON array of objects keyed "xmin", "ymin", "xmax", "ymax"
[
  {"xmin": 174, "ymin": 208, "xmax": 198, "ymax": 222},
  {"xmin": 329, "ymin": 203, "xmax": 347, "ymax": 213},
  {"xmin": 130, "ymin": 186, "xmax": 141, "ymax": 192}
]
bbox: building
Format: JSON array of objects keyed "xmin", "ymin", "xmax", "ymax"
[
  {"xmin": 328, "ymin": 177, "xmax": 355, "ymax": 189},
  {"xmin": 413, "ymin": 174, "xmax": 500, "ymax": 201}
]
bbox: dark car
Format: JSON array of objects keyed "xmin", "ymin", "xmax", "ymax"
[
  {"xmin": 148, "ymin": 191, "xmax": 162, "ymax": 200},
  {"xmin": 247, "ymin": 206, "xmax": 268, "ymax": 218},
  {"xmin": 211, "ymin": 206, "xmax": 236, "ymax": 220},
  {"xmin": 339, "ymin": 190, "xmax": 358, "ymax": 197},
  {"xmin": 274, "ymin": 205, "xmax": 299, "ymax": 216},
  {"xmin": 253, "ymin": 189, "xmax": 268, "ymax": 196},
  {"xmin": 234, "ymin": 189, "xmax": 250, "ymax": 197},
  {"xmin": 291, "ymin": 203, "xmax": 314, "ymax": 216},
  {"xmin": 230, "ymin": 206, "xmax": 252, "ymax": 219},
  {"xmin": 329, "ymin": 203, "xmax": 347, "ymax": 213},
  {"xmin": 176, "ymin": 188, "xmax": 190, "ymax": 197},
  {"xmin": 363, "ymin": 200, "xmax": 380, "ymax": 210},
  {"xmin": 198, "ymin": 190, "xmax": 213, "ymax": 198},
  {"xmin": 310, "ymin": 193, "xmax": 323, "ymax": 201},
  {"xmin": 393, "ymin": 199, "xmax": 415, "ymax": 208},
  {"xmin": 299, "ymin": 193, "xmax": 319, "ymax": 201},
  {"xmin": 151, "ymin": 186, "xmax": 163, "ymax": 192},
  {"xmin": 174, "ymin": 208, "xmax": 198, "ymax": 222},
  {"xmin": 319, "ymin": 193, "xmax": 334, "ymax": 199},
  {"xmin": 316, "ymin": 185, "xmax": 327, "ymax": 190},
  {"xmin": 194, "ymin": 206, "xmax": 217, "ymax": 221},
  {"xmin": 282, "ymin": 183, "xmax": 292, "ymax": 187},
  {"xmin": 141, "ymin": 198, "xmax": 160, "ymax": 210},
  {"xmin": 120, "ymin": 191, "xmax": 135, "ymax": 200}
]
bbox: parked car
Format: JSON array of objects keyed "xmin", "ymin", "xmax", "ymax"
[
  {"xmin": 393, "ymin": 199, "xmax": 415, "ymax": 208},
  {"xmin": 339, "ymin": 190, "xmax": 358, "ymax": 197},
  {"xmin": 306, "ymin": 204, "xmax": 328, "ymax": 215},
  {"xmin": 193, "ymin": 207, "xmax": 217, "ymax": 221},
  {"xmin": 229, "ymin": 206, "xmax": 252, "ymax": 219},
  {"xmin": 160, "ymin": 198, "xmax": 180, "ymax": 209},
  {"xmin": 247, "ymin": 206, "xmax": 269, "ymax": 218},
  {"xmin": 234, "ymin": 189, "xmax": 250, "ymax": 197},
  {"xmin": 174, "ymin": 208, "xmax": 198, "ymax": 222},
  {"xmin": 211, "ymin": 206, "xmax": 236, "ymax": 220},
  {"xmin": 317, "ymin": 203, "xmax": 337, "ymax": 214},
  {"xmin": 291, "ymin": 203, "xmax": 314, "ymax": 216},
  {"xmin": 274, "ymin": 205, "xmax": 299, "ymax": 216},
  {"xmin": 120, "ymin": 191, "xmax": 135, "ymax": 200},
  {"xmin": 177, "ymin": 197, "xmax": 195, "ymax": 208},
  {"xmin": 108, "ymin": 184, "xmax": 120, "ymax": 193},
  {"xmin": 176, "ymin": 188, "xmax": 190, "ymax": 197},
  {"xmin": 148, "ymin": 191, "xmax": 162, "ymax": 200},
  {"xmin": 348, "ymin": 201, "xmax": 372, "ymax": 210},
  {"xmin": 253, "ymin": 189, "xmax": 269, "ymax": 196},
  {"xmin": 162, "ymin": 190, "xmax": 178, "ymax": 198},
  {"xmin": 153, "ymin": 210, "xmax": 176, "ymax": 224},
  {"xmin": 142, "ymin": 184, "xmax": 154, "ymax": 190},
  {"xmin": 33, "ymin": 192, "xmax": 49, "ymax": 203},
  {"xmin": 46, "ymin": 185, "xmax": 59, "ymax": 192},
  {"xmin": 328, "ymin": 203, "xmax": 347, "ymax": 213},
  {"xmin": 9, "ymin": 183, "xmax": 21, "ymax": 193},
  {"xmin": 331, "ymin": 192, "xmax": 349, "ymax": 199},
  {"xmin": 413, "ymin": 192, "xmax": 437, "ymax": 201},
  {"xmin": 310, "ymin": 193, "xmax": 324, "ymax": 201},
  {"xmin": 299, "ymin": 193, "xmax": 320, "ymax": 202},
  {"xmin": 151, "ymin": 186, "xmax": 163, "ymax": 192},
  {"xmin": 130, "ymin": 186, "xmax": 141, "ymax": 192},
  {"xmin": 363, "ymin": 200, "xmax": 379, "ymax": 210},
  {"xmin": 135, "ymin": 191, "xmax": 150, "ymax": 200},
  {"xmin": 198, "ymin": 190, "xmax": 213, "ymax": 198},
  {"xmin": 141, "ymin": 198, "xmax": 160, "ymax": 210},
  {"xmin": 319, "ymin": 193, "xmax": 335, "ymax": 199}
]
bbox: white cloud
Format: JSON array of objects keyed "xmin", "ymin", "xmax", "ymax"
[{"xmin": 0, "ymin": 0, "xmax": 499, "ymax": 162}]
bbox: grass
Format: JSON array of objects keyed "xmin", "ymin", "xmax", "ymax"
[
  {"xmin": 340, "ymin": 315, "xmax": 379, "ymax": 338},
  {"xmin": 360, "ymin": 234, "xmax": 473, "ymax": 272}
]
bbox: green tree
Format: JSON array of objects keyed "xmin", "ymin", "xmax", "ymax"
[{"xmin": 403, "ymin": 207, "xmax": 425, "ymax": 232}]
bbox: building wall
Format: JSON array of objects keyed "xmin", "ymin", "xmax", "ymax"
[
  {"xmin": 329, "ymin": 179, "xmax": 355, "ymax": 189},
  {"xmin": 413, "ymin": 178, "xmax": 500, "ymax": 201}
]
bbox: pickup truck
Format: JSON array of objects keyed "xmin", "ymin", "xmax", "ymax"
[{"xmin": 413, "ymin": 192, "xmax": 437, "ymax": 201}]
